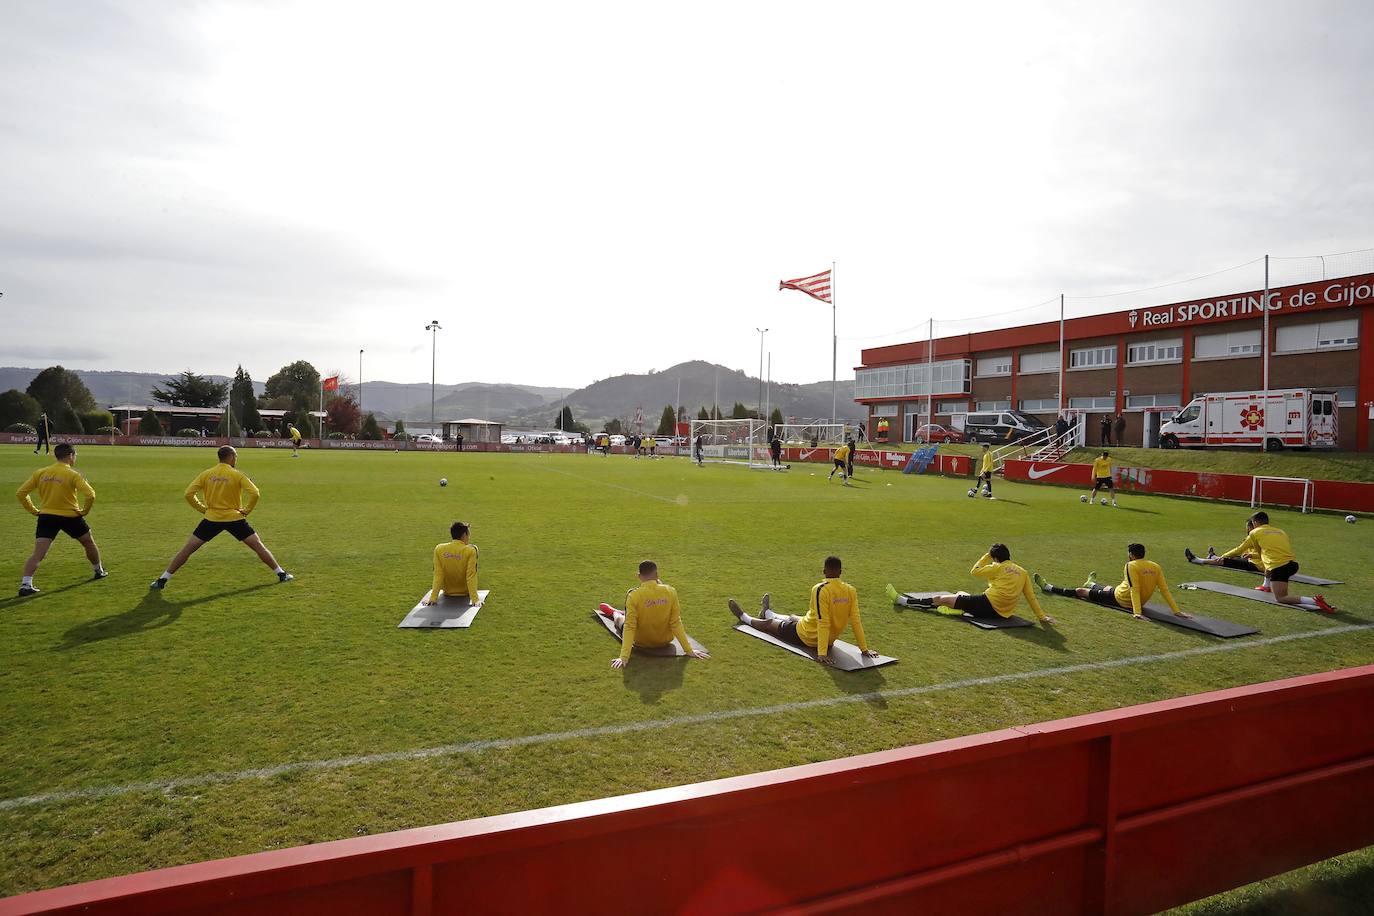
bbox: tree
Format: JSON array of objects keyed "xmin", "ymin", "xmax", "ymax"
[
  {"xmin": 393, "ymin": 418, "xmax": 407, "ymax": 437},
  {"xmin": 138, "ymin": 408, "xmax": 163, "ymax": 435},
  {"xmin": 326, "ymin": 392, "xmax": 362, "ymax": 436},
  {"xmin": 0, "ymin": 389, "xmax": 42, "ymax": 429},
  {"xmin": 656, "ymin": 405, "xmax": 676, "ymax": 436},
  {"xmin": 287, "ymin": 404, "xmax": 317, "ymax": 438},
  {"xmin": 769, "ymin": 407, "xmax": 784, "ymax": 429},
  {"xmin": 554, "ymin": 405, "xmax": 577, "ymax": 431},
  {"xmin": 264, "ymin": 360, "xmax": 322, "ymax": 405},
  {"xmin": 216, "ymin": 409, "xmax": 242, "ymax": 437},
  {"xmin": 151, "ymin": 370, "xmax": 228, "ymax": 408},
  {"xmin": 231, "ymin": 366, "xmax": 262, "ymax": 432},
  {"xmin": 55, "ymin": 399, "xmax": 84, "ymax": 433},
  {"xmin": 80, "ymin": 410, "xmax": 116, "ymax": 434},
  {"xmin": 26, "ymin": 366, "xmax": 96, "ymax": 415},
  {"xmin": 359, "ymin": 412, "xmax": 383, "ymax": 440},
  {"xmin": 605, "ymin": 418, "xmax": 623, "ymax": 435},
  {"xmin": 731, "ymin": 402, "xmax": 756, "ymax": 419},
  {"xmin": 696, "ymin": 406, "xmax": 710, "ymax": 421}
]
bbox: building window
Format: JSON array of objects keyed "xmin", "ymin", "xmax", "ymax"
[
  {"xmin": 854, "ymin": 359, "xmax": 972, "ymax": 400},
  {"xmin": 1275, "ymin": 318, "xmax": 1358, "ymax": 353},
  {"xmin": 1194, "ymin": 329, "xmax": 1262, "ymax": 359},
  {"xmin": 1069, "ymin": 346, "xmax": 1115, "ymax": 370},
  {"xmin": 1126, "ymin": 393, "xmax": 1180, "ymax": 409},
  {"xmin": 976, "ymin": 399, "xmax": 1011, "ymax": 412},
  {"xmin": 1126, "ymin": 339, "xmax": 1183, "ymax": 365},
  {"xmin": 1019, "ymin": 398, "xmax": 1058, "ymax": 412},
  {"xmin": 1333, "ymin": 387, "xmax": 1356, "ymax": 407},
  {"xmin": 1018, "ymin": 350, "xmax": 1060, "ymax": 375},
  {"xmin": 869, "ymin": 404, "xmax": 898, "ymax": 418},
  {"xmin": 940, "ymin": 401, "xmax": 969, "ymax": 415},
  {"xmin": 975, "ymin": 356, "xmax": 1012, "ymax": 377},
  {"xmin": 1068, "ymin": 396, "xmax": 1115, "ymax": 410}
]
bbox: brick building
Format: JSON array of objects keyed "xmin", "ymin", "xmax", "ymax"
[{"xmin": 855, "ymin": 273, "xmax": 1374, "ymax": 451}]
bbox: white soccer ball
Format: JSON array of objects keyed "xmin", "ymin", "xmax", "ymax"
[
  {"xmin": 982, "ymin": 488, "xmax": 991, "ymax": 497},
  {"xmin": 967, "ymin": 488, "xmax": 977, "ymax": 498},
  {"xmin": 1346, "ymin": 515, "xmax": 1357, "ymax": 524},
  {"xmin": 1099, "ymin": 498, "xmax": 1108, "ymax": 506},
  {"xmin": 439, "ymin": 478, "xmax": 448, "ymax": 487},
  {"xmin": 1079, "ymin": 495, "xmax": 1088, "ymax": 503}
]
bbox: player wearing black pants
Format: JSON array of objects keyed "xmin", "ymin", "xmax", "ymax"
[{"xmin": 33, "ymin": 413, "xmax": 50, "ymax": 455}]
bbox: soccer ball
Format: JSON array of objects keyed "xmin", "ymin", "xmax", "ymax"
[
  {"xmin": 967, "ymin": 488, "xmax": 977, "ymax": 498},
  {"xmin": 1347, "ymin": 515, "xmax": 1357, "ymax": 524},
  {"xmin": 1079, "ymin": 495, "xmax": 1088, "ymax": 503},
  {"xmin": 439, "ymin": 478, "xmax": 448, "ymax": 487},
  {"xmin": 1099, "ymin": 498, "xmax": 1108, "ymax": 506},
  {"xmin": 982, "ymin": 488, "xmax": 992, "ymax": 497}
]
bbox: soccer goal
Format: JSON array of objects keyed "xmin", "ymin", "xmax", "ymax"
[
  {"xmin": 1251, "ymin": 476, "xmax": 1315, "ymax": 514},
  {"xmin": 776, "ymin": 422, "xmax": 847, "ymax": 447},
  {"xmin": 689, "ymin": 419, "xmax": 771, "ymax": 469}
]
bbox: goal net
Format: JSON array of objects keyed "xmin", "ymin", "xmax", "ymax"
[
  {"xmin": 689, "ymin": 419, "xmax": 770, "ymax": 468},
  {"xmin": 775, "ymin": 422, "xmax": 848, "ymax": 447},
  {"xmin": 1252, "ymin": 476, "xmax": 1315, "ymax": 514}
]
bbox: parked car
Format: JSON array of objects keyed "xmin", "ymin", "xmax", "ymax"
[
  {"xmin": 913, "ymin": 423, "xmax": 966, "ymax": 444},
  {"xmin": 609, "ymin": 434, "xmax": 627, "ymax": 446},
  {"xmin": 961, "ymin": 411, "xmax": 1049, "ymax": 444},
  {"xmin": 414, "ymin": 434, "xmax": 442, "ymax": 443}
]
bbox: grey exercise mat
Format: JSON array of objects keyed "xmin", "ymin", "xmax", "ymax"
[
  {"xmin": 592, "ymin": 610, "xmax": 707, "ymax": 656},
  {"xmin": 1181, "ymin": 581, "xmax": 1330, "ymax": 613},
  {"xmin": 901, "ymin": 592, "xmax": 1036, "ymax": 629},
  {"xmin": 732, "ymin": 624, "xmax": 897, "ymax": 670},
  {"xmin": 1193, "ymin": 562, "xmax": 1341, "ymax": 587},
  {"xmin": 398, "ymin": 590, "xmax": 489, "ymax": 628},
  {"xmin": 1087, "ymin": 596, "xmax": 1258, "ymax": 638}
]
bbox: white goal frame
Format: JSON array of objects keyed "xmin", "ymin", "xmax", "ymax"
[
  {"xmin": 1251, "ymin": 476, "xmax": 1314, "ymax": 514},
  {"xmin": 776, "ymin": 422, "xmax": 847, "ymax": 447},
  {"xmin": 689, "ymin": 419, "xmax": 771, "ymax": 469}
]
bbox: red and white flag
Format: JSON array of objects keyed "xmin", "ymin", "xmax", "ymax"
[
  {"xmin": 779, "ymin": 269, "xmax": 832, "ymax": 304},
  {"xmin": 322, "ymin": 375, "xmax": 339, "ymax": 392}
]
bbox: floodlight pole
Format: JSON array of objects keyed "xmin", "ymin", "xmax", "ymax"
[
  {"xmin": 359, "ymin": 349, "xmax": 364, "ymax": 415},
  {"xmin": 756, "ymin": 327, "xmax": 768, "ymax": 420},
  {"xmin": 831, "ymin": 260, "xmax": 837, "ymax": 426},
  {"xmin": 425, "ymin": 320, "xmax": 442, "ymax": 436},
  {"xmin": 1261, "ymin": 256, "xmax": 1270, "ymax": 452}
]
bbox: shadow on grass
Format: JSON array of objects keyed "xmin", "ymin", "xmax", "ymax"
[
  {"xmin": 1005, "ymin": 622, "xmax": 1069, "ymax": 653},
  {"xmin": 55, "ymin": 582, "xmax": 278, "ymax": 651},
  {"xmin": 987, "ymin": 497, "xmax": 1028, "ymax": 506},
  {"xmin": 1113, "ymin": 505, "xmax": 1161, "ymax": 515},
  {"xmin": 621, "ymin": 657, "xmax": 688, "ymax": 705},
  {"xmin": 0, "ymin": 577, "xmax": 95, "ymax": 611},
  {"xmin": 827, "ymin": 665, "xmax": 888, "ymax": 708},
  {"xmin": 1188, "ymin": 854, "xmax": 1374, "ymax": 915}
]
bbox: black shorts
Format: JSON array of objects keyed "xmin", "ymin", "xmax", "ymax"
[
  {"xmin": 1267, "ymin": 561, "xmax": 1300, "ymax": 583},
  {"xmin": 193, "ymin": 518, "xmax": 256, "ymax": 542},
  {"xmin": 1085, "ymin": 584, "xmax": 1122, "ymax": 609},
  {"xmin": 953, "ymin": 593, "xmax": 999, "ymax": 618},
  {"xmin": 35, "ymin": 513, "xmax": 90, "ymax": 540},
  {"xmin": 1094, "ymin": 476, "xmax": 1114, "ymax": 489},
  {"xmin": 776, "ymin": 618, "xmax": 810, "ymax": 648},
  {"xmin": 1220, "ymin": 556, "xmax": 1263, "ymax": 574}
]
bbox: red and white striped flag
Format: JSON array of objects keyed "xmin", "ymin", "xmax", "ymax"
[{"xmin": 779, "ymin": 269, "xmax": 832, "ymax": 304}]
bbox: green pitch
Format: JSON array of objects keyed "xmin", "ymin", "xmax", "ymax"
[{"xmin": 2, "ymin": 445, "xmax": 1372, "ymax": 901}]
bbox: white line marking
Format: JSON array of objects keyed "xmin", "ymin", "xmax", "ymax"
[
  {"xmin": 2, "ymin": 623, "xmax": 1370, "ymax": 811},
  {"xmin": 534, "ymin": 463, "xmax": 678, "ymax": 503}
]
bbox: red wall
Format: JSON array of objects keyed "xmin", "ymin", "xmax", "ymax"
[
  {"xmin": 1002, "ymin": 459, "xmax": 1374, "ymax": 513},
  {"xmin": 5, "ymin": 666, "xmax": 1373, "ymax": 916}
]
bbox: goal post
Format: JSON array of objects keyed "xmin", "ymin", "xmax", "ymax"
[
  {"xmin": 776, "ymin": 422, "xmax": 847, "ymax": 447},
  {"xmin": 689, "ymin": 419, "xmax": 770, "ymax": 468},
  {"xmin": 1252, "ymin": 476, "xmax": 1315, "ymax": 514}
]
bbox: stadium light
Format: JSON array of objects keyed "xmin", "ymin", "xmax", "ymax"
[
  {"xmin": 359, "ymin": 349, "xmax": 364, "ymax": 415},
  {"xmin": 756, "ymin": 327, "xmax": 768, "ymax": 419},
  {"xmin": 425, "ymin": 321, "xmax": 442, "ymax": 437}
]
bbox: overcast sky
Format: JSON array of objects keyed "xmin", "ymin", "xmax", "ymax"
[{"xmin": 2, "ymin": 1, "xmax": 1371, "ymax": 389}]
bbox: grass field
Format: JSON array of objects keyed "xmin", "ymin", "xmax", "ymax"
[{"xmin": 2, "ymin": 444, "xmax": 1373, "ymax": 906}]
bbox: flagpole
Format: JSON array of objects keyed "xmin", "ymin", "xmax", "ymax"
[
  {"xmin": 926, "ymin": 317, "xmax": 934, "ymax": 432},
  {"xmin": 1262, "ymin": 255, "xmax": 1270, "ymax": 453},
  {"xmin": 831, "ymin": 260, "xmax": 837, "ymax": 426}
]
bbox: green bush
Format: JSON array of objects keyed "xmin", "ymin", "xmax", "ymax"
[
  {"xmin": 137, "ymin": 408, "xmax": 163, "ymax": 436},
  {"xmin": 327, "ymin": 431, "xmax": 347, "ymax": 439},
  {"xmin": 7, "ymin": 422, "xmax": 37, "ymax": 435},
  {"xmin": 0, "ymin": 389, "xmax": 42, "ymax": 429},
  {"xmin": 358, "ymin": 412, "xmax": 383, "ymax": 440},
  {"xmin": 96, "ymin": 426, "xmax": 121, "ymax": 436},
  {"xmin": 175, "ymin": 428, "xmax": 200, "ymax": 437},
  {"xmin": 254, "ymin": 430, "xmax": 275, "ymax": 439},
  {"xmin": 80, "ymin": 410, "xmax": 116, "ymax": 434},
  {"xmin": 55, "ymin": 399, "xmax": 84, "ymax": 434}
]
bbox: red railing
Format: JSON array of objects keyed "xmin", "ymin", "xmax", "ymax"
[{"xmin": 5, "ymin": 666, "xmax": 1373, "ymax": 915}]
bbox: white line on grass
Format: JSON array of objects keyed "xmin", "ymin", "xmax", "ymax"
[
  {"xmin": 535, "ymin": 463, "xmax": 678, "ymax": 504},
  {"xmin": 2, "ymin": 622, "xmax": 1371, "ymax": 812}
]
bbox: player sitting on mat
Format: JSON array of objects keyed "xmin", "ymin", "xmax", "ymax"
[
  {"xmin": 1085, "ymin": 451, "xmax": 1117, "ymax": 507},
  {"xmin": 1032, "ymin": 543, "xmax": 1190, "ymax": 620},
  {"xmin": 1184, "ymin": 511, "xmax": 1335, "ymax": 613},
  {"xmin": 885, "ymin": 543, "xmax": 1055, "ymax": 626},
  {"xmin": 421, "ymin": 520, "xmax": 480, "ymax": 606},
  {"xmin": 728, "ymin": 555, "xmax": 880, "ymax": 666},
  {"xmin": 598, "ymin": 560, "xmax": 709, "ymax": 668},
  {"xmin": 828, "ymin": 442, "xmax": 851, "ymax": 486}
]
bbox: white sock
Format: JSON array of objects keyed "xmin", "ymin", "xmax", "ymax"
[
  {"xmin": 273, "ymin": 565, "xmax": 284, "ymax": 574},
  {"xmin": 160, "ymin": 570, "xmax": 173, "ymax": 580},
  {"xmin": 737, "ymin": 611, "xmax": 754, "ymax": 624},
  {"xmin": 21, "ymin": 576, "xmax": 33, "ymax": 586},
  {"xmin": 762, "ymin": 608, "xmax": 777, "ymax": 619},
  {"xmin": 1297, "ymin": 597, "xmax": 1318, "ymax": 609},
  {"xmin": 93, "ymin": 562, "xmax": 104, "ymax": 572}
]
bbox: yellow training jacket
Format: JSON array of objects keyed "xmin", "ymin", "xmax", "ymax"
[
  {"xmin": 17, "ymin": 463, "xmax": 95, "ymax": 517},
  {"xmin": 1092, "ymin": 456, "xmax": 1113, "ymax": 478},
  {"xmin": 428, "ymin": 540, "xmax": 479, "ymax": 603},
  {"xmin": 979, "ymin": 452, "xmax": 994, "ymax": 474},
  {"xmin": 620, "ymin": 580, "xmax": 691, "ymax": 661},
  {"xmin": 1222, "ymin": 525, "xmax": 1295, "ymax": 571},
  {"xmin": 1115, "ymin": 558, "xmax": 1182, "ymax": 616},
  {"xmin": 185, "ymin": 463, "xmax": 260, "ymax": 521},
  {"xmin": 795, "ymin": 577, "xmax": 867, "ymax": 656},
  {"xmin": 835, "ymin": 445, "xmax": 851, "ymax": 462},
  {"xmin": 970, "ymin": 553, "xmax": 1047, "ymax": 620}
]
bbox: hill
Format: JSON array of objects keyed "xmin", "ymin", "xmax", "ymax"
[{"xmin": 0, "ymin": 367, "xmax": 263, "ymax": 406}]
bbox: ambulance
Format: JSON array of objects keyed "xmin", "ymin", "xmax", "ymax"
[{"xmin": 1158, "ymin": 389, "xmax": 1338, "ymax": 450}]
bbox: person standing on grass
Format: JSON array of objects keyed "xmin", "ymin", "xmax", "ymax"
[
  {"xmin": 976, "ymin": 443, "xmax": 995, "ymax": 498},
  {"xmin": 150, "ymin": 446, "xmax": 293, "ymax": 590},
  {"xmin": 887, "ymin": 543, "xmax": 1055, "ymax": 626},
  {"xmin": 828, "ymin": 440, "xmax": 851, "ymax": 486},
  {"xmin": 1086, "ymin": 451, "xmax": 1117, "ymax": 507},
  {"xmin": 1114, "ymin": 413, "xmax": 1127, "ymax": 447},
  {"xmin": 729, "ymin": 555, "xmax": 879, "ymax": 667},
  {"xmin": 1185, "ymin": 511, "xmax": 1335, "ymax": 613},
  {"xmin": 694, "ymin": 433, "xmax": 704, "ymax": 466},
  {"xmin": 770, "ymin": 432, "xmax": 783, "ymax": 467},
  {"xmin": 15, "ymin": 443, "xmax": 107, "ymax": 596},
  {"xmin": 845, "ymin": 437, "xmax": 856, "ymax": 478},
  {"xmin": 421, "ymin": 521, "xmax": 479, "ymax": 606},
  {"xmin": 33, "ymin": 412, "xmax": 51, "ymax": 455},
  {"xmin": 1033, "ymin": 543, "xmax": 1191, "ymax": 620},
  {"xmin": 599, "ymin": 560, "xmax": 709, "ymax": 668},
  {"xmin": 288, "ymin": 423, "xmax": 303, "ymax": 457}
]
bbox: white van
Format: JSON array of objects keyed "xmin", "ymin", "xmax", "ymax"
[
  {"xmin": 961, "ymin": 410, "xmax": 1049, "ymax": 444},
  {"xmin": 1160, "ymin": 389, "xmax": 1338, "ymax": 450}
]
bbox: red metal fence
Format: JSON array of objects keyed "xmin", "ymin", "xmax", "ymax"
[{"xmin": 5, "ymin": 665, "xmax": 1373, "ymax": 915}]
